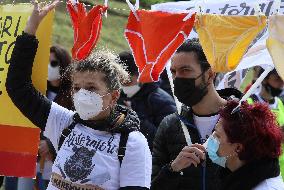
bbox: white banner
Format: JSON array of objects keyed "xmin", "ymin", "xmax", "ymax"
[
  {"xmin": 152, "ymin": 0, "xmax": 282, "ymax": 16},
  {"xmin": 152, "ymin": 0, "xmax": 277, "ymax": 90}
]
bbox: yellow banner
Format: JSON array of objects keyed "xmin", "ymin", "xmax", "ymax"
[{"xmin": 0, "ymin": 4, "xmax": 54, "ymax": 128}]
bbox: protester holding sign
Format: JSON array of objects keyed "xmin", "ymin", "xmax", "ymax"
[
  {"xmin": 6, "ymin": 1, "xmax": 151, "ymax": 190},
  {"xmin": 207, "ymin": 100, "xmax": 284, "ymax": 190},
  {"xmin": 151, "ymin": 39, "xmax": 242, "ymax": 190}
]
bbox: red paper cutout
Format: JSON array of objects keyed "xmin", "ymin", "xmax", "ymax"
[
  {"xmin": 125, "ymin": 10, "xmax": 196, "ymax": 83},
  {"xmin": 67, "ymin": 1, "xmax": 107, "ymax": 60}
]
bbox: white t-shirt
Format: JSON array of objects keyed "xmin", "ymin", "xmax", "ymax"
[
  {"xmin": 44, "ymin": 102, "xmax": 152, "ymax": 190},
  {"xmin": 193, "ymin": 114, "xmax": 220, "ymax": 144},
  {"xmin": 253, "ymin": 175, "xmax": 284, "ymax": 190}
]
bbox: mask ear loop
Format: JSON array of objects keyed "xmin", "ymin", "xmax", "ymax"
[{"xmin": 100, "ymin": 92, "xmax": 113, "ymax": 115}]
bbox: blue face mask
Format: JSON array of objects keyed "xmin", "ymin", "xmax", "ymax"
[{"xmin": 206, "ymin": 135, "xmax": 227, "ymax": 168}]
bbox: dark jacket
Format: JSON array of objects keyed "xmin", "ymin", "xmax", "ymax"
[
  {"xmin": 159, "ymin": 70, "xmax": 173, "ymax": 97},
  {"xmin": 151, "ymin": 88, "xmax": 242, "ymax": 190},
  {"xmin": 6, "ymin": 32, "xmax": 148, "ymax": 190},
  {"xmin": 119, "ymin": 83, "xmax": 176, "ymax": 150},
  {"xmin": 220, "ymin": 158, "xmax": 280, "ymax": 190},
  {"xmin": 0, "ymin": 176, "xmax": 3, "ymax": 188}
]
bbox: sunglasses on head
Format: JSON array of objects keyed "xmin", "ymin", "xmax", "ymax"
[{"xmin": 231, "ymin": 105, "xmax": 245, "ymax": 125}]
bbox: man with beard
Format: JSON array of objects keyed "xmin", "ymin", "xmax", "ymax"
[{"xmin": 151, "ymin": 38, "xmax": 242, "ymax": 190}]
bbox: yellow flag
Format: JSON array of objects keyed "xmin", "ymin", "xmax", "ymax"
[{"xmin": 0, "ymin": 3, "xmax": 54, "ymax": 177}]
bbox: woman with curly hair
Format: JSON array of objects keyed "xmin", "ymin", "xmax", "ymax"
[
  {"xmin": 206, "ymin": 100, "xmax": 284, "ymax": 190},
  {"xmin": 5, "ymin": 1, "xmax": 151, "ymax": 190}
]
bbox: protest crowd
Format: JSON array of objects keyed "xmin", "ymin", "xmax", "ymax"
[{"xmin": 0, "ymin": 0, "xmax": 284, "ymax": 190}]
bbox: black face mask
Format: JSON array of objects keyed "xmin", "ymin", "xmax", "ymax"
[
  {"xmin": 173, "ymin": 73, "xmax": 209, "ymax": 107},
  {"xmin": 264, "ymin": 83, "xmax": 283, "ymax": 97}
]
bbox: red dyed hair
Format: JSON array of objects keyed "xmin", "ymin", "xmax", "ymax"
[{"xmin": 220, "ymin": 100, "xmax": 282, "ymax": 162}]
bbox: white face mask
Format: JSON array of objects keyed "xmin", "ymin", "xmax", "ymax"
[
  {"xmin": 122, "ymin": 85, "xmax": 141, "ymax": 98},
  {"xmin": 48, "ymin": 64, "xmax": 60, "ymax": 81},
  {"xmin": 73, "ymin": 89, "xmax": 109, "ymax": 120}
]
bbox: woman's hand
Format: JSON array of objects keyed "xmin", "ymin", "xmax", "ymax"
[
  {"xmin": 171, "ymin": 144, "xmax": 206, "ymax": 172},
  {"xmin": 24, "ymin": 0, "xmax": 59, "ymax": 35}
]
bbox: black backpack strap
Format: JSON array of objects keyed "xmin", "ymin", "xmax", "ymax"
[
  {"xmin": 58, "ymin": 120, "xmax": 77, "ymax": 151},
  {"xmin": 118, "ymin": 132, "xmax": 130, "ymax": 166}
]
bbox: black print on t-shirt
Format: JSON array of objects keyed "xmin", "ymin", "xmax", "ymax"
[
  {"xmin": 65, "ymin": 131, "xmax": 118, "ymax": 155},
  {"xmin": 64, "ymin": 146, "xmax": 96, "ymax": 182}
]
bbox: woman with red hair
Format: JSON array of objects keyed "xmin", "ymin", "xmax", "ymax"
[{"xmin": 206, "ymin": 100, "xmax": 284, "ymax": 190}]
